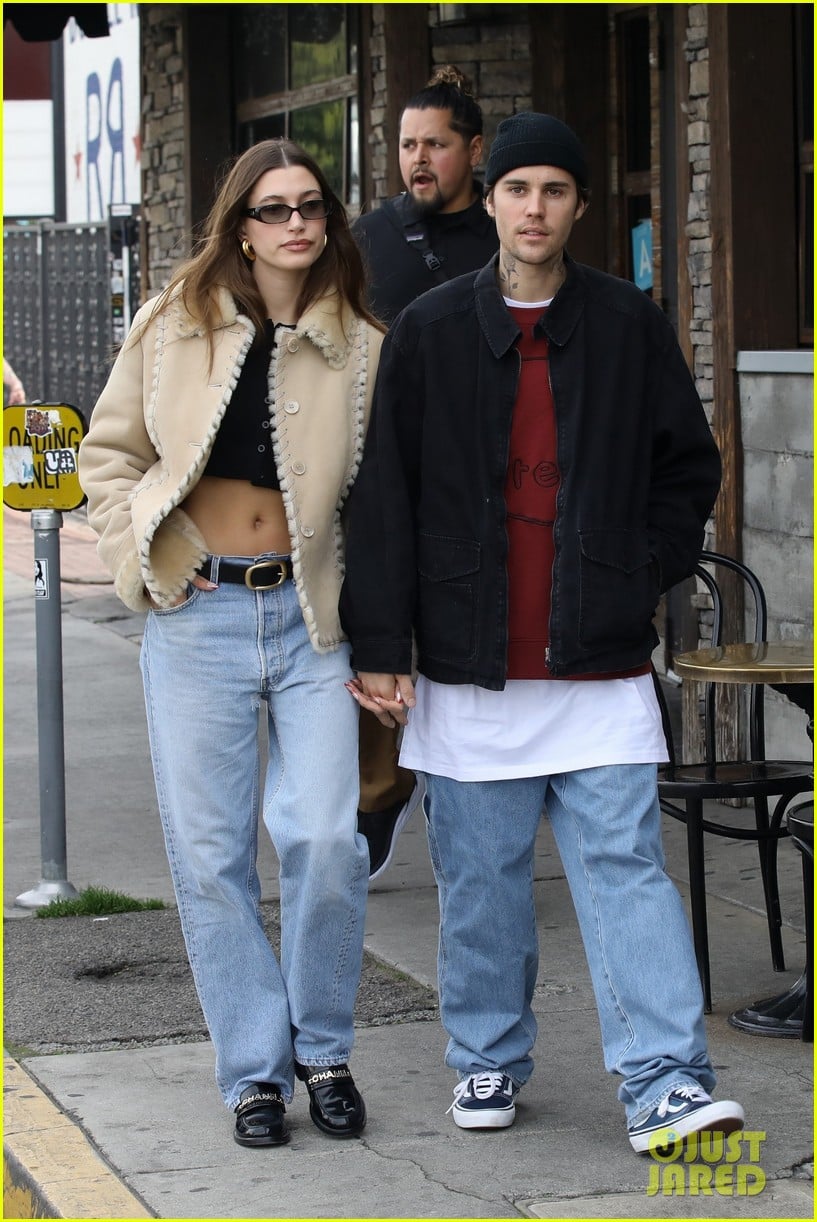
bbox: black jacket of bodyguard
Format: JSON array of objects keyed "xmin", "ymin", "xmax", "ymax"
[
  {"xmin": 352, "ymin": 193, "xmax": 498, "ymax": 325},
  {"xmin": 340, "ymin": 254, "xmax": 721, "ymax": 689}
]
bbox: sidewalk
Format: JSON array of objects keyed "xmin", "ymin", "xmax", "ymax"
[{"xmin": 3, "ymin": 505, "xmax": 814, "ymax": 1220}]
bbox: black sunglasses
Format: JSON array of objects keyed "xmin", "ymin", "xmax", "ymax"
[{"xmin": 243, "ymin": 199, "xmax": 332, "ymax": 225}]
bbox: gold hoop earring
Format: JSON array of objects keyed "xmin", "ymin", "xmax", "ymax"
[
  {"xmin": 241, "ymin": 239, "xmax": 256, "ymax": 262},
  {"xmin": 323, "ymin": 234, "xmax": 328, "ymax": 250}
]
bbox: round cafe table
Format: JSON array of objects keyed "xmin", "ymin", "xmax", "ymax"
[
  {"xmin": 671, "ymin": 641, "xmax": 813, "ymax": 686},
  {"xmin": 672, "ymin": 640, "xmax": 813, "ymax": 1038}
]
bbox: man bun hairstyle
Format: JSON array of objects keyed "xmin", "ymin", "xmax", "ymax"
[
  {"xmin": 402, "ymin": 64, "xmax": 484, "ymax": 142},
  {"xmin": 485, "ymin": 111, "xmax": 589, "ymax": 192}
]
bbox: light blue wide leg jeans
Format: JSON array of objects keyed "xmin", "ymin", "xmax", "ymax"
[
  {"xmin": 140, "ymin": 562, "xmax": 368, "ymax": 1108},
  {"xmin": 423, "ymin": 765, "xmax": 716, "ymax": 1123}
]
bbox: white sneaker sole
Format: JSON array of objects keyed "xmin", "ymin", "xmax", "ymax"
[
  {"xmin": 452, "ymin": 1102, "xmax": 516, "ymax": 1129},
  {"xmin": 629, "ymin": 1100, "xmax": 745, "ymax": 1153}
]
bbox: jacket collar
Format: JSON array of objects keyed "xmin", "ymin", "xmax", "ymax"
[
  {"xmin": 395, "ymin": 187, "xmax": 494, "ymax": 238},
  {"xmin": 167, "ymin": 284, "xmax": 357, "ymax": 368},
  {"xmin": 542, "ymin": 252, "xmax": 586, "ymax": 348},
  {"xmin": 474, "ymin": 251, "xmax": 586, "ymax": 357},
  {"xmin": 165, "ymin": 285, "xmax": 243, "ymax": 339},
  {"xmin": 454, "ymin": 191, "xmax": 496, "ymax": 238},
  {"xmin": 460, "ymin": 188, "xmax": 495, "ymax": 237},
  {"xmin": 294, "ymin": 293, "xmax": 358, "ymax": 369}
]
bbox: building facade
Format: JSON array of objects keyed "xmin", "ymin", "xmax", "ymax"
[
  {"xmin": 134, "ymin": 2, "xmax": 812, "ymax": 757},
  {"xmin": 4, "ymin": 2, "xmax": 812, "ymax": 757}
]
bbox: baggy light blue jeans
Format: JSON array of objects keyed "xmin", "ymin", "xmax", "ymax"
[
  {"xmin": 139, "ymin": 557, "xmax": 368, "ymax": 1109},
  {"xmin": 422, "ymin": 765, "xmax": 716, "ymax": 1124}
]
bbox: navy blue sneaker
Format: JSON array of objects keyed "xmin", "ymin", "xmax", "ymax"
[
  {"xmin": 448, "ymin": 1072, "xmax": 518, "ymax": 1129},
  {"xmin": 628, "ymin": 1085, "xmax": 744, "ymax": 1153},
  {"xmin": 358, "ymin": 779, "xmax": 425, "ymax": 882}
]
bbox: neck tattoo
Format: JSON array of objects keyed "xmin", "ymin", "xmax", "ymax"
[
  {"xmin": 498, "ymin": 255, "xmax": 565, "ymax": 299},
  {"xmin": 499, "ymin": 254, "xmax": 520, "ymax": 295}
]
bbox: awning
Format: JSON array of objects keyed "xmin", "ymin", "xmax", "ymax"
[{"xmin": 4, "ymin": 5, "xmax": 110, "ymax": 42}]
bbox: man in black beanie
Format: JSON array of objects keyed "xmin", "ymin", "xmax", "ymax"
[
  {"xmin": 341, "ymin": 112, "xmax": 744, "ymax": 1153},
  {"xmin": 484, "ymin": 110, "xmax": 590, "ymax": 193}
]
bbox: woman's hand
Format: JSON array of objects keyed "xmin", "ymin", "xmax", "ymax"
[
  {"xmin": 345, "ymin": 672, "xmax": 415, "ymax": 727},
  {"xmin": 148, "ymin": 573, "xmax": 218, "ymax": 610}
]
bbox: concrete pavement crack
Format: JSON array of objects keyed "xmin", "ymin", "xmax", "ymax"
[{"xmin": 356, "ymin": 1136, "xmax": 525, "ymax": 1215}]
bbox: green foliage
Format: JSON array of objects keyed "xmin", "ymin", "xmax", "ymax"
[
  {"xmin": 4, "ymin": 1041, "xmax": 38, "ymax": 1059},
  {"xmin": 35, "ymin": 886, "xmax": 165, "ymax": 919}
]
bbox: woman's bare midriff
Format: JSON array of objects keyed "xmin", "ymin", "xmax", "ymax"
[{"xmin": 182, "ymin": 476, "xmax": 291, "ymax": 557}]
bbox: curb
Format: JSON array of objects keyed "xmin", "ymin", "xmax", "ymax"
[{"xmin": 3, "ymin": 1054, "xmax": 152, "ymax": 1219}]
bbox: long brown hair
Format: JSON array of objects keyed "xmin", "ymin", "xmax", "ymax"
[{"xmin": 162, "ymin": 139, "xmax": 383, "ymax": 350}]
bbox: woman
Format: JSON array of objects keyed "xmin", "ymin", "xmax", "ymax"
[{"xmin": 79, "ymin": 139, "xmax": 385, "ymax": 1148}]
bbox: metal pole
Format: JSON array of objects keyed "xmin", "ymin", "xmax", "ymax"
[
  {"xmin": 121, "ymin": 220, "xmax": 132, "ymax": 332},
  {"xmin": 15, "ymin": 509, "xmax": 79, "ymax": 908}
]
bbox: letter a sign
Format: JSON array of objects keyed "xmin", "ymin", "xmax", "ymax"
[{"xmin": 631, "ymin": 220, "xmax": 653, "ymax": 292}]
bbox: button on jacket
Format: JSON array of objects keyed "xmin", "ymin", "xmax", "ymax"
[{"xmin": 340, "ymin": 254, "xmax": 721, "ymax": 688}]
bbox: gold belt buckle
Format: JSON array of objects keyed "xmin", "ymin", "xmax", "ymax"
[{"xmin": 245, "ymin": 560, "xmax": 287, "ymax": 590}]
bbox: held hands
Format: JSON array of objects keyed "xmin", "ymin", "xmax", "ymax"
[{"xmin": 345, "ymin": 672, "xmax": 416, "ymax": 727}]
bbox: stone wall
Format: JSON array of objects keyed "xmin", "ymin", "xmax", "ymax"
[
  {"xmin": 683, "ymin": 5, "xmax": 714, "ymax": 422},
  {"xmin": 428, "ymin": 9, "xmax": 532, "ymax": 152},
  {"xmin": 739, "ymin": 355, "xmax": 814, "ymax": 760},
  {"xmin": 140, "ymin": 5, "xmax": 186, "ymax": 294},
  {"xmin": 365, "ymin": 10, "xmax": 389, "ymax": 205},
  {"xmin": 678, "ymin": 6, "xmax": 812, "ymax": 759}
]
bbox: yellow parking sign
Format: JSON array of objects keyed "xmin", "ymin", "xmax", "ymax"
[{"xmin": 3, "ymin": 403, "xmax": 87, "ymax": 511}]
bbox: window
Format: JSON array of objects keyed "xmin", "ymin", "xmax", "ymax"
[
  {"xmin": 795, "ymin": 4, "xmax": 813, "ymax": 344},
  {"xmin": 231, "ymin": 4, "xmax": 360, "ymax": 205}
]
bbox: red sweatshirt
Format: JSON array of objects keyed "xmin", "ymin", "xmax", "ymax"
[{"xmin": 504, "ymin": 304, "xmax": 648, "ymax": 682}]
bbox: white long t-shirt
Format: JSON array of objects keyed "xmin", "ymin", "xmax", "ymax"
[{"xmin": 399, "ymin": 672, "xmax": 669, "ymax": 783}]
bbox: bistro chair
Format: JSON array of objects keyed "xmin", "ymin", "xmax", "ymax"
[
  {"xmin": 654, "ymin": 551, "xmax": 813, "ymax": 1011},
  {"xmin": 786, "ymin": 801, "xmax": 814, "ymax": 1042},
  {"xmin": 728, "ymin": 800, "xmax": 813, "ymax": 1040}
]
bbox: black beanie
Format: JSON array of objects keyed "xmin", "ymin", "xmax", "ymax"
[{"xmin": 485, "ymin": 112, "xmax": 588, "ymax": 189}]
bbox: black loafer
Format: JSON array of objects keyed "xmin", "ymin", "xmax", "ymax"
[
  {"xmin": 295, "ymin": 1062, "xmax": 366, "ymax": 1137},
  {"xmin": 233, "ymin": 1084, "xmax": 290, "ymax": 1147}
]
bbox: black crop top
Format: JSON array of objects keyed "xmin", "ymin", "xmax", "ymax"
[{"xmin": 204, "ymin": 319, "xmax": 294, "ymax": 490}]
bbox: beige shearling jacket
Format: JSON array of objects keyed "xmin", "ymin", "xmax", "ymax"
[{"xmin": 79, "ymin": 284, "xmax": 383, "ymax": 651}]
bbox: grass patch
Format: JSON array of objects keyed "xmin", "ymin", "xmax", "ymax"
[
  {"xmin": 4, "ymin": 1042, "xmax": 39, "ymax": 1060},
  {"xmin": 35, "ymin": 886, "xmax": 165, "ymax": 919}
]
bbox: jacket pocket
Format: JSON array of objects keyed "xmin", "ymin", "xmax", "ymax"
[
  {"xmin": 577, "ymin": 528, "xmax": 658, "ymax": 651},
  {"xmin": 416, "ymin": 533, "xmax": 481, "ymax": 664}
]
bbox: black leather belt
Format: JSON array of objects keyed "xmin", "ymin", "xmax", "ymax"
[{"xmin": 198, "ymin": 557, "xmax": 292, "ymax": 590}]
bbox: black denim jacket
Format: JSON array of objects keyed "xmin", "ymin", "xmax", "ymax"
[{"xmin": 340, "ymin": 254, "xmax": 721, "ymax": 689}]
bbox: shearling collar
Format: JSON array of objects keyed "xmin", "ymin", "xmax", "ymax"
[
  {"xmin": 166, "ymin": 284, "xmax": 357, "ymax": 368},
  {"xmin": 295, "ymin": 294, "xmax": 358, "ymax": 369}
]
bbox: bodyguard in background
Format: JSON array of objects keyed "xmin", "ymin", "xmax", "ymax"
[{"xmin": 350, "ymin": 65, "xmax": 498, "ymax": 880}]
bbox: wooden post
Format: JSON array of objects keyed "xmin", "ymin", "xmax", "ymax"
[{"xmin": 382, "ymin": 6, "xmax": 430, "ymax": 196}]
